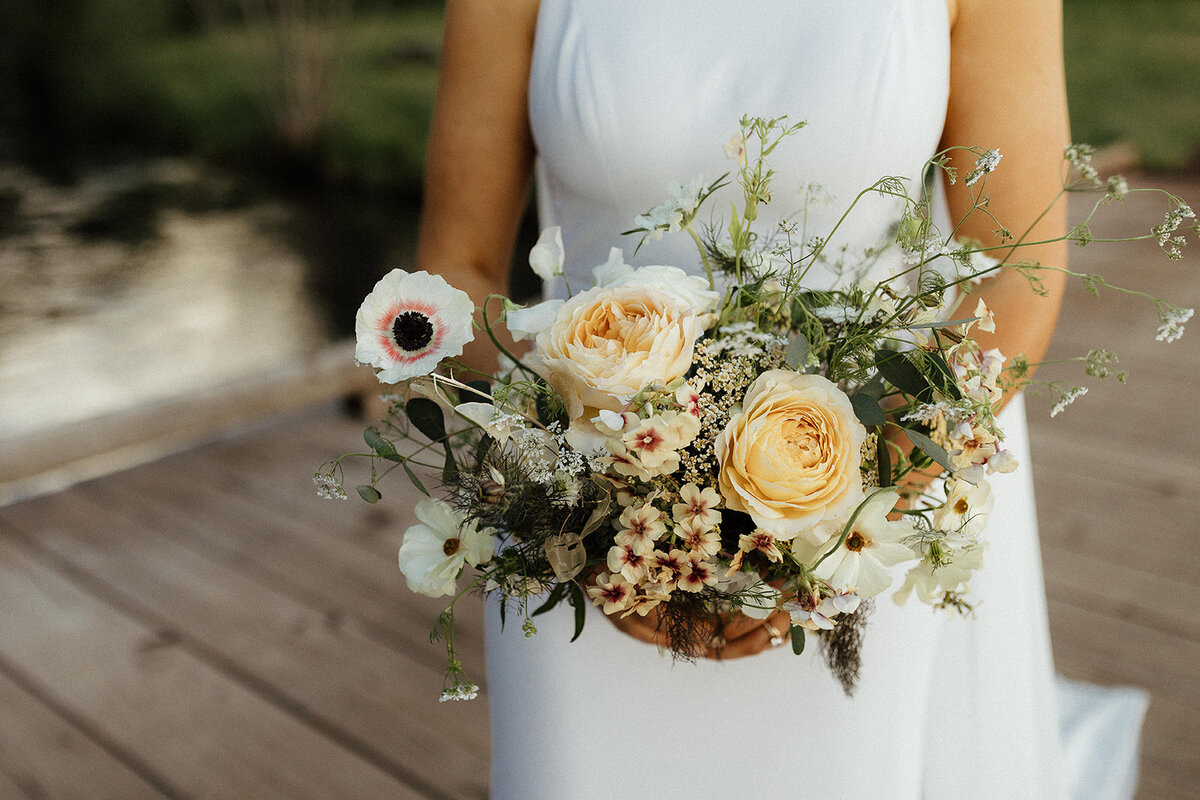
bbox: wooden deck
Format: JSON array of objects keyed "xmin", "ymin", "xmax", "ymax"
[{"xmin": 0, "ymin": 174, "xmax": 1197, "ymax": 799}]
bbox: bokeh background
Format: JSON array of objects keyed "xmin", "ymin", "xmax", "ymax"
[{"xmin": 0, "ymin": 2, "xmax": 1197, "ymax": 799}]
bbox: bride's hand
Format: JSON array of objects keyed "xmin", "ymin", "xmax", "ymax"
[{"xmin": 605, "ymin": 604, "xmax": 794, "ymax": 660}]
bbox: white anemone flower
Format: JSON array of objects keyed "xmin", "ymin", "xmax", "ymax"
[
  {"xmin": 814, "ymin": 489, "xmax": 917, "ymax": 598},
  {"xmin": 355, "ymin": 269, "xmax": 475, "ymax": 383},
  {"xmin": 398, "ymin": 499, "xmax": 494, "ymax": 598}
]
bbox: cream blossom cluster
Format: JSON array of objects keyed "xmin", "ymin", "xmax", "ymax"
[{"xmin": 587, "ymin": 482, "xmax": 726, "ymax": 618}]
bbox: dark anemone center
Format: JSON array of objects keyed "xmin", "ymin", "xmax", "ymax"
[
  {"xmin": 392, "ymin": 311, "xmax": 434, "ymax": 352},
  {"xmin": 845, "ymin": 532, "xmax": 867, "ymax": 552}
]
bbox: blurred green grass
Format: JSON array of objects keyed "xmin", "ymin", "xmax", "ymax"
[
  {"xmin": 1063, "ymin": 0, "xmax": 1200, "ymax": 171},
  {"xmin": 140, "ymin": 7, "xmax": 443, "ymax": 190},
  {"xmin": 49, "ymin": 2, "xmax": 1200, "ymax": 189}
]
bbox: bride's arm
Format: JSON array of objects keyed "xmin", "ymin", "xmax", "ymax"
[
  {"xmin": 941, "ymin": 0, "xmax": 1070, "ymax": 383},
  {"xmin": 415, "ymin": 0, "xmax": 540, "ymax": 370}
]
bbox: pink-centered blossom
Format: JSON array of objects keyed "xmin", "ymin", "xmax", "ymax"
[{"xmin": 355, "ymin": 269, "xmax": 474, "ymax": 383}]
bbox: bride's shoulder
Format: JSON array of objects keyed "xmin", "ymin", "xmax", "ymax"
[
  {"xmin": 951, "ymin": 0, "xmax": 1062, "ymax": 34},
  {"xmin": 443, "ymin": 0, "xmax": 539, "ymax": 42}
]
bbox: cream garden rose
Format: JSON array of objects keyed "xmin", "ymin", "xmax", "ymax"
[
  {"xmin": 715, "ymin": 369, "xmax": 867, "ymax": 538},
  {"xmin": 529, "ymin": 266, "xmax": 718, "ymax": 419}
]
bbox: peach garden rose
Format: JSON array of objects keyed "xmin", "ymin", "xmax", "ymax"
[
  {"xmin": 526, "ymin": 266, "xmax": 718, "ymax": 420},
  {"xmin": 715, "ymin": 369, "xmax": 867, "ymax": 539}
]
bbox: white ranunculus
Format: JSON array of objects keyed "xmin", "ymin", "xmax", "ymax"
[
  {"xmin": 355, "ymin": 269, "xmax": 475, "ymax": 383},
  {"xmin": 398, "ymin": 499, "xmax": 494, "ymax": 598},
  {"xmin": 529, "ymin": 226, "xmax": 565, "ymax": 282}
]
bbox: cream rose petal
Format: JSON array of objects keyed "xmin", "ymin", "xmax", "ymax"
[{"xmin": 716, "ymin": 370, "xmax": 866, "ymax": 537}]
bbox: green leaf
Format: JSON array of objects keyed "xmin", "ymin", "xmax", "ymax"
[
  {"xmin": 401, "ymin": 463, "xmax": 430, "ymax": 496},
  {"xmin": 498, "ymin": 598, "xmax": 507, "ymax": 630},
  {"xmin": 790, "ymin": 624, "xmax": 806, "ymax": 655},
  {"xmin": 875, "ymin": 349, "xmax": 933, "ymax": 400},
  {"xmin": 405, "ymin": 398, "xmax": 446, "ymax": 442},
  {"xmin": 356, "ymin": 484, "xmax": 381, "ymax": 503},
  {"xmin": 849, "ymin": 393, "xmax": 886, "ymax": 427},
  {"xmin": 877, "ymin": 431, "xmax": 893, "ymax": 487},
  {"xmin": 925, "ymin": 352, "xmax": 963, "ymax": 401},
  {"xmin": 858, "ymin": 376, "xmax": 886, "ymax": 400},
  {"xmin": 904, "ymin": 316, "xmax": 979, "ymax": 330},
  {"xmin": 903, "ymin": 427, "xmax": 954, "ymax": 472},
  {"xmin": 363, "ymin": 428, "xmax": 402, "ymax": 462},
  {"xmin": 785, "ymin": 333, "xmax": 811, "ymax": 370},
  {"xmin": 441, "ymin": 445, "xmax": 458, "ymax": 484},
  {"xmin": 531, "ymin": 583, "xmax": 569, "ymax": 617},
  {"xmin": 568, "ymin": 582, "xmax": 587, "ymax": 643}
]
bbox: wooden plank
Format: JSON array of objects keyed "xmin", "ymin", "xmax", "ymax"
[
  {"xmin": 0, "ymin": 767, "xmax": 33, "ymax": 800},
  {"xmin": 78, "ymin": 454, "xmax": 486, "ymax": 676},
  {"xmin": 0, "ymin": 488, "xmax": 490, "ymax": 800},
  {"xmin": 0, "ymin": 342, "xmax": 377, "ymax": 507},
  {"xmin": 0, "ymin": 666, "xmax": 172, "ymax": 800},
  {"xmin": 0, "ymin": 529, "xmax": 420, "ymax": 800},
  {"xmin": 1048, "ymin": 599, "xmax": 1200, "ymax": 711},
  {"xmin": 1043, "ymin": 543, "xmax": 1200, "ymax": 644}
]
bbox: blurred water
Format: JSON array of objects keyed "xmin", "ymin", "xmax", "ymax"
[{"xmin": 0, "ymin": 159, "xmax": 338, "ymax": 442}]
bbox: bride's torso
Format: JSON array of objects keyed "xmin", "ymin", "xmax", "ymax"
[{"xmin": 529, "ymin": 0, "xmax": 951, "ymax": 291}]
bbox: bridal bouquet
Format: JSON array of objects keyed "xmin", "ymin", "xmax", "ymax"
[{"xmin": 316, "ymin": 116, "xmax": 1194, "ymax": 700}]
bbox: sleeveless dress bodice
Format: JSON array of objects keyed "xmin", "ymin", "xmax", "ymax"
[
  {"xmin": 484, "ymin": 4, "xmax": 1068, "ymax": 798},
  {"xmin": 529, "ymin": 0, "xmax": 948, "ymax": 292}
]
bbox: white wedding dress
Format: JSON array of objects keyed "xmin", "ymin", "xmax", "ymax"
[{"xmin": 484, "ymin": 3, "xmax": 1122, "ymax": 798}]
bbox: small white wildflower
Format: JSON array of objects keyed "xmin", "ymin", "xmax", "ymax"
[
  {"xmin": 1156, "ymin": 307, "xmax": 1193, "ymax": 343},
  {"xmin": 312, "ymin": 473, "xmax": 347, "ymax": 500},
  {"xmin": 1064, "ymin": 144, "xmax": 1101, "ymax": 187},
  {"xmin": 1050, "ymin": 386, "xmax": 1088, "ymax": 418},
  {"xmin": 632, "ymin": 177, "xmax": 706, "ymax": 238},
  {"xmin": 1105, "ymin": 175, "xmax": 1128, "ymax": 202},
  {"xmin": 722, "ymin": 132, "xmax": 747, "ymax": 166},
  {"xmin": 964, "ymin": 148, "xmax": 1002, "ymax": 187},
  {"xmin": 439, "ymin": 683, "xmax": 480, "ymax": 702}
]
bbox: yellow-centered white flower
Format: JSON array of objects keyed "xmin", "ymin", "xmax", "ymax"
[
  {"xmin": 398, "ymin": 499, "xmax": 494, "ymax": 598},
  {"xmin": 812, "ymin": 489, "xmax": 916, "ymax": 598}
]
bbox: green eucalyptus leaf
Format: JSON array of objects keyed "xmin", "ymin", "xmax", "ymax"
[
  {"xmin": 790, "ymin": 624, "xmax": 806, "ymax": 655},
  {"xmin": 926, "ymin": 352, "xmax": 963, "ymax": 401},
  {"xmin": 858, "ymin": 376, "xmax": 886, "ymax": 400},
  {"xmin": 401, "ymin": 463, "xmax": 430, "ymax": 496},
  {"xmin": 875, "ymin": 349, "xmax": 933, "ymax": 400},
  {"xmin": 363, "ymin": 428, "xmax": 402, "ymax": 462},
  {"xmin": 356, "ymin": 484, "xmax": 381, "ymax": 503},
  {"xmin": 785, "ymin": 333, "xmax": 812, "ymax": 370},
  {"xmin": 441, "ymin": 445, "xmax": 459, "ymax": 484},
  {"xmin": 531, "ymin": 583, "xmax": 569, "ymax": 617},
  {"xmin": 498, "ymin": 598, "xmax": 507, "ymax": 630},
  {"xmin": 568, "ymin": 582, "xmax": 587, "ymax": 642},
  {"xmin": 849, "ymin": 393, "xmax": 886, "ymax": 427},
  {"xmin": 405, "ymin": 398, "xmax": 446, "ymax": 442},
  {"xmin": 905, "ymin": 316, "xmax": 979, "ymax": 330},
  {"xmin": 903, "ymin": 427, "xmax": 954, "ymax": 472},
  {"xmin": 877, "ymin": 430, "xmax": 893, "ymax": 487}
]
